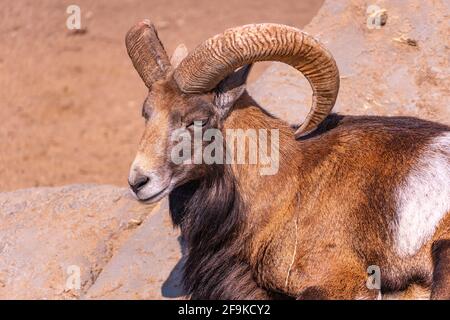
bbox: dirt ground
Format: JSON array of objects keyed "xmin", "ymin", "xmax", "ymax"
[{"xmin": 0, "ymin": 0, "xmax": 323, "ymax": 192}]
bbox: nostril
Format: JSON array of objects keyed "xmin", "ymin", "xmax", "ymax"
[{"xmin": 129, "ymin": 175, "xmax": 150, "ymax": 194}]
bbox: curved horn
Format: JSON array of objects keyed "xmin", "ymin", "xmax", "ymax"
[
  {"xmin": 173, "ymin": 24, "xmax": 339, "ymax": 138},
  {"xmin": 125, "ymin": 20, "xmax": 170, "ymax": 89}
]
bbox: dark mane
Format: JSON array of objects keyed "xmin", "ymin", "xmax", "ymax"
[{"xmin": 168, "ymin": 164, "xmax": 270, "ymax": 299}]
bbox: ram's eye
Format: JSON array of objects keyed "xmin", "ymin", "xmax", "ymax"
[
  {"xmin": 187, "ymin": 119, "xmax": 208, "ymax": 129},
  {"xmin": 141, "ymin": 102, "xmax": 152, "ymax": 120}
]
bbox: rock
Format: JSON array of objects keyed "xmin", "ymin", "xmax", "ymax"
[
  {"xmin": 0, "ymin": 184, "xmax": 158, "ymax": 299},
  {"xmin": 249, "ymin": 0, "xmax": 450, "ymax": 126},
  {"xmin": 83, "ymin": 200, "xmax": 185, "ymax": 299}
]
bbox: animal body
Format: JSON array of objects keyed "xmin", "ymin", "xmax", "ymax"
[{"xmin": 125, "ymin": 21, "xmax": 450, "ymax": 299}]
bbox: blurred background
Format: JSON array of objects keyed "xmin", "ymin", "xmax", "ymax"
[{"xmin": 0, "ymin": 0, "xmax": 323, "ymax": 192}]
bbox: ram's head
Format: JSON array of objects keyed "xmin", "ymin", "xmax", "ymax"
[{"xmin": 126, "ymin": 20, "xmax": 339, "ymax": 202}]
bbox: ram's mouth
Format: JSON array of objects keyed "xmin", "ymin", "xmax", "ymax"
[{"xmin": 138, "ymin": 185, "xmax": 170, "ymax": 203}]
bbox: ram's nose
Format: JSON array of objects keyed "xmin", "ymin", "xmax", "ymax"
[{"xmin": 128, "ymin": 174, "xmax": 150, "ymax": 195}]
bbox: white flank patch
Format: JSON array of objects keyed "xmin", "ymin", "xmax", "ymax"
[{"xmin": 395, "ymin": 132, "xmax": 450, "ymax": 256}]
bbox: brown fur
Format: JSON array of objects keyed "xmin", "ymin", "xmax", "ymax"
[
  {"xmin": 220, "ymin": 94, "xmax": 449, "ymax": 299},
  {"xmin": 131, "ymin": 72, "xmax": 449, "ymax": 300}
]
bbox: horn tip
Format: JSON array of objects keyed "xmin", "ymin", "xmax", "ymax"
[
  {"xmin": 294, "ymin": 125, "xmax": 316, "ymax": 139},
  {"xmin": 128, "ymin": 19, "xmax": 155, "ymax": 35},
  {"xmin": 125, "ymin": 19, "xmax": 157, "ymax": 48},
  {"xmin": 138, "ymin": 19, "xmax": 153, "ymax": 28}
]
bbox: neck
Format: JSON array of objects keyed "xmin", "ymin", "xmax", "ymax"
[
  {"xmin": 169, "ymin": 98, "xmax": 302, "ymax": 298},
  {"xmin": 170, "ymin": 164, "xmax": 266, "ymax": 299},
  {"xmin": 223, "ymin": 97, "xmax": 302, "ymax": 226}
]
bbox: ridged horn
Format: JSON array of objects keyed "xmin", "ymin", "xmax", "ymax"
[
  {"xmin": 125, "ymin": 20, "xmax": 170, "ymax": 89},
  {"xmin": 173, "ymin": 23, "xmax": 339, "ymax": 138}
]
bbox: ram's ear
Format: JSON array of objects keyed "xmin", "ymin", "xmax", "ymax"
[
  {"xmin": 213, "ymin": 64, "xmax": 253, "ymax": 117},
  {"xmin": 170, "ymin": 43, "xmax": 188, "ymax": 69}
]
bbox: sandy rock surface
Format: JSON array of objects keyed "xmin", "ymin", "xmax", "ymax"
[
  {"xmin": 0, "ymin": 185, "xmax": 182, "ymax": 299},
  {"xmin": 250, "ymin": 0, "xmax": 449, "ymax": 126},
  {"xmin": 82, "ymin": 199, "xmax": 185, "ymax": 299}
]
